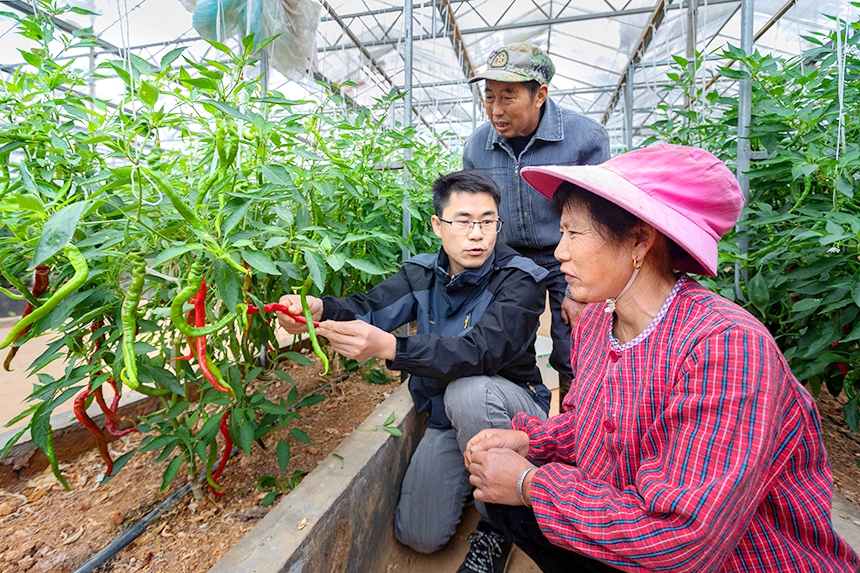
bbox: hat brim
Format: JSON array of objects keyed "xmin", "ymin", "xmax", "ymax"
[
  {"xmin": 467, "ymin": 69, "xmax": 533, "ymax": 84},
  {"xmin": 521, "ymin": 165, "xmax": 718, "ymax": 276}
]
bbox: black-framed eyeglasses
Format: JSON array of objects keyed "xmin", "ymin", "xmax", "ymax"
[{"xmin": 438, "ymin": 218, "xmax": 503, "ymax": 235}]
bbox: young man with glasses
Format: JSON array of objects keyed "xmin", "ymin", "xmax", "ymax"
[{"xmin": 278, "ymin": 170, "xmax": 551, "ymax": 573}]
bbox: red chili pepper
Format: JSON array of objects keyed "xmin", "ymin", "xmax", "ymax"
[
  {"xmin": 169, "ymin": 308, "xmax": 198, "ymax": 362},
  {"xmin": 246, "ymin": 303, "xmax": 319, "ymax": 326},
  {"xmin": 838, "ymin": 362, "xmax": 849, "ymax": 378},
  {"xmin": 3, "ymin": 265, "xmax": 50, "ymax": 371},
  {"xmin": 102, "ymin": 378, "xmax": 138, "ymax": 438},
  {"xmin": 209, "ymin": 411, "xmax": 232, "ymax": 496},
  {"xmin": 194, "ymin": 280, "xmax": 235, "ymax": 398},
  {"xmin": 74, "ymin": 387, "xmax": 114, "ymax": 476}
]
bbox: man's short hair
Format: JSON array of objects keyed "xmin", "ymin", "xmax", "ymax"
[{"xmin": 432, "ymin": 170, "xmax": 501, "ymax": 216}]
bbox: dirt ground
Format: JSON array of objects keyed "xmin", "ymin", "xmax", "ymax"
[
  {"xmin": 0, "ymin": 346, "xmax": 858, "ymax": 573},
  {"xmin": 0, "ymin": 350, "xmax": 395, "ymax": 573},
  {"xmin": 816, "ymin": 389, "xmax": 860, "ymax": 507}
]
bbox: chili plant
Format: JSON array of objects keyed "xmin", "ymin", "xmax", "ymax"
[
  {"xmin": 0, "ymin": 0, "xmax": 455, "ymax": 496},
  {"xmin": 643, "ymin": 8, "xmax": 860, "ymax": 429}
]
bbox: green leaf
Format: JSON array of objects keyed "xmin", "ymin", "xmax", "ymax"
[
  {"xmin": 222, "ymin": 199, "xmax": 251, "ymax": 237},
  {"xmin": 200, "ymin": 100, "xmax": 250, "ymax": 122},
  {"xmin": 33, "ymin": 201, "xmax": 88, "ymax": 267},
  {"xmin": 851, "ymin": 268, "xmax": 860, "ymax": 308},
  {"xmin": 791, "ymin": 298, "xmax": 821, "ymax": 312},
  {"xmin": 282, "ymin": 351, "xmax": 314, "ymax": 366},
  {"xmin": 326, "ymin": 253, "xmax": 346, "ymax": 272},
  {"xmin": 207, "ymin": 260, "xmax": 239, "ymax": 311},
  {"xmin": 18, "ymin": 161, "xmax": 37, "ymax": 194},
  {"xmin": 383, "ymin": 426, "xmax": 403, "ymax": 437},
  {"xmin": 289, "ymin": 427, "xmax": 312, "ymax": 445},
  {"xmin": 238, "ymin": 414, "xmax": 255, "ymax": 455},
  {"xmin": 384, "ymin": 411, "xmax": 396, "ymax": 426},
  {"xmin": 243, "ymin": 249, "xmax": 279, "ymax": 275},
  {"xmin": 139, "ymin": 81, "xmax": 158, "ymax": 107},
  {"xmin": 303, "ymin": 250, "xmax": 327, "ymax": 291},
  {"xmin": 160, "ymin": 456, "xmax": 183, "ymax": 491},
  {"xmin": 160, "ymin": 47, "xmax": 185, "ymax": 70},
  {"xmin": 154, "ymin": 243, "xmax": 203, "ymax": 267},
  {"xmin": 746, "ymin": 272, "xmax": 770, "ymax": 313},
  {"xmin": 837, "ymin": 175, "xmax": 855, "ymax": 198},
  {"xmin": 346, "ymin": 258, "xmax": 385, "ymax": 275},
  {"xmin": 845, "ymin": 392, "xmax": 860, "ymax": 434},
  {"xmin": 276, "ymin": 439, "xmax": 291, "ymax": 473},
  {"xmin": 298, "ymin": 395, "xmax": 326, "ymax": 408}
]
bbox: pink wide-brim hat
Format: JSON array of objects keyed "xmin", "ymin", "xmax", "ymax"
[{"xmin": 521, "ymin": 144, "xmax": 745, "ymax": 277}]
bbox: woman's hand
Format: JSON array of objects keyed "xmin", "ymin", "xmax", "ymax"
[
  {"xmin": 468, "ymin": 448, "xmax": 534, "ymax": 506},
  {"xmin": 464, "ymin": 429, "xmax": 530, "ymax": 470}
]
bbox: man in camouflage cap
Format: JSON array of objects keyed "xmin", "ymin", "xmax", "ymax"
[{"xmin": 462, "ymin": 45, "xmax": 610, "ymax": 571}]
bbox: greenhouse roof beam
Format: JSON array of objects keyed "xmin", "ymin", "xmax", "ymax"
[
  {"xmin": 318, "ymin": 0, "xmax": 739, "ymax": 53},
  {"xmin": 0, "ymin": 0, "xmax": 147, "ymax": 65},
  {"xmin": 601, "ymin": 0, "xmax": 677, "ymax": 125},
  {"xmin": 319, "ymin": 0, "xmax": 434, "ymax": 132},
  {"xmin": 434, "ymin": 0, "xmax": 476, "ymax": 81}
]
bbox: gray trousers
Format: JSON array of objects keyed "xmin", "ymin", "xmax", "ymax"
[{"xmin": 393, "ymin": 375, "xmax": 548, "ymax": 554}]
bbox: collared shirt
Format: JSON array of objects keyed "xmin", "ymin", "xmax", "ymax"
[
  {"xmin": 513, "ymin": 278, "xmax": 859, "ymax": 572},
  {"xmin": 463, "ymin": 97, "xmax": 610, "ymax": 262}
]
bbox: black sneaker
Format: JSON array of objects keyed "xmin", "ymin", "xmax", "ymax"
[{"xmin": 457, "ymin": 522, "xmax": 513, "ymax": 573}]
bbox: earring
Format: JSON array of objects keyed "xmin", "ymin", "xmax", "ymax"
[{"xmin": 632, "ymin": 258, "xmax": 643, "ymax": 270}]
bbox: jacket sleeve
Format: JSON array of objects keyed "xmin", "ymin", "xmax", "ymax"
[
  {"xmin": 387, "ymin": 269, "xmax": 544, "ymax": 381},
  {"xmin": 320, "ymin": 267, "xmax": 417, "ymax": 333},
  {"xmin": 580, "ymin": 123, "xmax": 611, "ymax": 165},
  {"xmin": 462, "ymin": 132, "xmax": 476, "ymax": 170},
  {"xmin": 519, "ymin": 328, "xmax": 812, "ymax": 573}
]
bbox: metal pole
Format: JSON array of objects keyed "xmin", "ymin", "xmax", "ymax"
[
  {"xmin": 624, "ymin": 65, "xmax": 634, "ymax": 151},
  {"xmin": 685, "ymin": 0, "xmax": 697, "ymax": 109},
  {"xmin": 403, "ymin": 0, "xmax": 414, "ymax": 336},
  {"xmin": 734, "ymin": 0, "xmax": 753, "ymax": 301}
]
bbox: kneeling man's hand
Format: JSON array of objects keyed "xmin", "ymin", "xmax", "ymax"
[{"xmin": 315, "ymin": 320, "xmax": 396, "ymax": 362}]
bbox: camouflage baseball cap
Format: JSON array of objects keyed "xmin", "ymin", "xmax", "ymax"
[{"xmin": 468, "ymin": 43, "xmax": 555, "ymax": 85}]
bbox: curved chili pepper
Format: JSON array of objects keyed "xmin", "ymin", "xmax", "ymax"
[
  {"xmin": 300, "ymin": 278, "xmax": 329, "ymax": 376},
  {"xmin": 209, "ymin": 411, "xmax": 232, "ymax": 496},
  {"xmin": 245, "ymin": 303, "xmax": 319, "ymax": 326},
  {"xmin": 194, "ymin": 279, "xmax": 236, "ymax": 399},
  {"xmin": 73, "ymin": 387, "xmax": 114, "ymax": 476},
  {"xmin": 169, "ymin": 308, "xmax": 198, "ymax": 362},
  {"xmin": 3, "ymin": 264, "xmax": 50, "ymax": 371},
  {"xmin": 170, "ymin": 262, "xmax": 237, "ymax": 338},
  {"xmin": 104, "ymin": 392, "xmax": 138, "ymax": 438},
  {"xmin": 120, "ymin": 253, "xmax": 146, "ymax": 391},
  {"xmin": 0, "ymin": 245, "xmax": 89, "ymax": 350}
]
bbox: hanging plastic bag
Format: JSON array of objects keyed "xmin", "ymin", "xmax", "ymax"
[{"xmin": 177, "ymin": 0, "xmax": 320, "ymax": 80}]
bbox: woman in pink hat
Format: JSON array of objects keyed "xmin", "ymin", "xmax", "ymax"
[{"xmin": 464, "ymin": 144, "xmax": 858, "ymax": 572}]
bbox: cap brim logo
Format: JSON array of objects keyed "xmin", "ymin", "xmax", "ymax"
[{"xmin": 490, "ymin": 51, "xmax": 508, "ymax": 68}]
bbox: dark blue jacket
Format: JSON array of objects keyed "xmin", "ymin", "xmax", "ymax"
[{"xmin": 321, "ymin": 243, "xmax": 551, "ymax": 429}]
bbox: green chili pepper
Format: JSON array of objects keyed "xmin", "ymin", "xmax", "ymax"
[
  {"xmin": 300, "ymin": 277, "xmax": 329, "ymax": 376},
  {"xmin": 170, "ymin": 261, "xmax": 237, "ymax": 338},
  {"xmin": 224, "ymin": 117, "xmax": 239, "ymax": 167},
  {"xmin": 119, "ymin": 253, "xmax": 146, "ymax": 391},
  {"xmin": 143, "ymin": 167, "xmax": 205, "ymax": 231},
  {"xmin": 45, "ymin": 423, "xmax": 71, "ymax": 491},
  {"xmin": 215, "ymin": 115, "xmax": 228, "ymax": 166},
  {"xmin": 0, "ymin": 245, "xmax": 88, "ymax": 350}
]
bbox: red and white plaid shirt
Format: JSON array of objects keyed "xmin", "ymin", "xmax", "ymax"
[{"xmin": 513, "ymin": 279, "xmax": 858, "ymax": 572}]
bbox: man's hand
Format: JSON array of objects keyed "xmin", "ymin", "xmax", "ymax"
[
  {"xmin": 561, "ymin": 296, "xmax": 586, "ymax": 326},
  {"xmin": 314, "ymin": 320, "xmax": 396, "ymax": 362},
  {"xmin": 464, "ymin": 429, "xmax": 530, "ymax": 470},
  {"xmin": 276, "ymin": 294, "xmax": 323, "ymax": 334},
  {"xmin": 468, "ymin": 448, "xmax": 533, "ymax": 506}
]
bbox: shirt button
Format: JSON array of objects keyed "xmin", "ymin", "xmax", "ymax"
[
  {"xmin": 603, "ymin": 420, "xmax": 616, "ymax": 433},
  {"xmin": 609, "ymin": 350, "xmax": 620, "ymax": 362}
]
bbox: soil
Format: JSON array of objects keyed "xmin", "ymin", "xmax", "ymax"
[
  {"xmin": 0, "ymin": 350, "xmax": 397, "ymax": 573},
  {"xmin": 1, "ymin": 354, "xmax": 859, "ymax": 573},
  {"xmin": 816, "ymin": 389, "xmax": 860, "ymax": 508}
]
